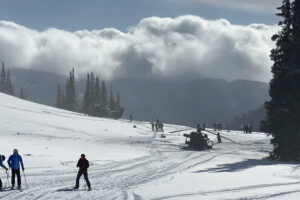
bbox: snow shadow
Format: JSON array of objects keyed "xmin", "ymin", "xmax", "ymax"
[
  {"xmin": 193, "ymin": 158, "xmax": 298, "ymax": 173},
  {"xmin": 56, "ymin": 188, "xmax": 87, "ymax": 192}
]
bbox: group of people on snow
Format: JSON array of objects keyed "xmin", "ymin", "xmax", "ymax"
[
  {"xmin": 213, "ymin": 123, "xmax": 223, "ymax": 131},
  {"xmin": 0, "ymin": 150, "xmax": 92, "ymax": 191},
  {"xmin": 243, "ymin": 124, "xmax": 253, "ymax": 134},
  {"xmin": 0, "ymin": 149, "xmax": 24, "ymax": 191},
  {"xmin": 151, "ymin": 119, "xmax": 164, "ymax": 132}
]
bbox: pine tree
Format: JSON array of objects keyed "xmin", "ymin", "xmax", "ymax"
[
  {"xmin": 6, "ymin": 69, "xmax": 14, "ymax": 95},
  {"xmin": 100, "ymin": 81, "xmax": 108, "ymax": 108},
  {"xmin": 109, "ymin": 84, "xmax": 115, "ymax": 111},
  {"xmin": 82, "ymin": 73, "xmax": 91, "ymax": 114},
  {"xmin": 0, "ymin": 62, "xmax": 6, "ymax": 92},
  {"xmin": 95, "ymin": 77, "xmax": 101, "ymax": 105},
  {"xmin": 65, "ymin": 68, "xmax": 77, "ymax": 111},
  {"xmin": 55, "ymin": 84, "xmax": 63, "ymax": 108},
  {"xmin": 116, "ymin": 91, "xmax": 121, "ymax": 108},
  {"xmin": 262, "ymin": 0, "xmax": 300, "ymax": 161},
  {"xmin": 90, "ymin": 72, "xmax": 95, "ymax": 108}
]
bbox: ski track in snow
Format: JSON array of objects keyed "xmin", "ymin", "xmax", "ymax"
[{"xmin": 1, "ymin": 93, "xmax": 300, "ymax": 200}]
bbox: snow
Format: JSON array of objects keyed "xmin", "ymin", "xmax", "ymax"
[{"xmin": 0, "ymin": 92, "xmax": 300, "ymax": 200}]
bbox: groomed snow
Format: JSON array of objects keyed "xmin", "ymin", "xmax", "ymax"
[{"xmin": 0, "ymin": 93, "xmax": 299, "ymax": 200}]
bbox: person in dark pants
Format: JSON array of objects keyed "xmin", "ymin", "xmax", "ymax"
[
  {"xmin": 74, "ymin": 154, "xmax": 91, "ymax": 191},
  {"xmin": 151, "ymin": 122, "xmax": 155, "ymax": 131},
  {"xmin": 7, "ymin": 149, "xmax": 24, "ymax": 190},
  {"xmin": 0, "ymin": 155, "xmax": 8, "ymax": 190}
]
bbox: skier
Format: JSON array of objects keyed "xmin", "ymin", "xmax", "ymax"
[
  {"xmin": 129, "ymin": 114, "xmax": 133, "ymax": 122},
  {"xmin": 202, "ymin": 123, "xmax": 206, "ymax": 130},
  {"xmin": 213, "ymin": 123, "xmax": 217, "ymax": 131},
  {"xmin": 243, "ymin": 125, "xmax": 248, "ymax": 134},
  {"xmin": 248, "ymin": 125, "xmax": 253, "ymax": 134},
  {"xmin": 217, "ymin": 133, "xmax": 222, "ymax": 143},
  {"xmin": 0, "ymin": 155, "xmax": 8, "ymax": 190},
  {"xmin": 7, "ymin": 149, "xmax": 24, "ymax": 190},
  {"xmin": 74, "ymin": 154, "xmax": 91, "ymax": 191},
  {"xmin": 160, "ymin": 122, "xmax": 164, "ymax": 132},
  {"xmin": 151, "ymin": 122, "xmax": 155, "ymax": 131},
  {"xmin": 155, "ymin": 119, "xmax": 160, "ymax": 132}
]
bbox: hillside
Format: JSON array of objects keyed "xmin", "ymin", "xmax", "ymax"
[
  {"xmin": 0, "ymin": 93, "xmax": 299, "ymax": 199},
  {"xmin": 10, "ymin": 68, "xmax": 269, "ymax": 127}
]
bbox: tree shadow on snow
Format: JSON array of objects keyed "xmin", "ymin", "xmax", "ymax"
[{"xmin": 193, "ymin": 158, "xmax": 299, "ymax": 173}]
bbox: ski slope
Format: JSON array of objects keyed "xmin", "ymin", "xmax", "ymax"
[{"xmin": 0, "ymin": 93, "xmax": 300, "ymax": 200}]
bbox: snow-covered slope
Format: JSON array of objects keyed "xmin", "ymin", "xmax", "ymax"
[{"xmin": 0, "ymin": 93, "xmax": 299, "ymax": 200}]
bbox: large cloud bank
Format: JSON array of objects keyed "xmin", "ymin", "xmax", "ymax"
[{"xmin": 0, "ymin": 15, "xmax": 278, "ymax": 82}]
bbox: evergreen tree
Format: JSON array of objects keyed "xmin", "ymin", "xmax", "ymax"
[
  {"xmin": 95, "ymin": 77, "xmax": 101, "ymax": 105},
  {"xmin": 262, "ymin": 0, "xmax": 300, "ymax": 161},
  {"xmin": 90, "ymin": 72, "xmax": 95, "ymax": 107},
  {"xmin": 100, "ymin": 81, "xmax": 108, "ymax": 108},
  {"xmin": 82, "ymin": 73, "xmax": 91, "ymax": 114},
  {"xmin": 116, "ymin": 91, "xmax": 121, "ymax": 108},
  {"xmin": 65, "ymin": 68, "xmax": 77, "ymax": 111},
  {"xmin": 0, "ymin": 62, "xmax": 6, "ymax": 92},
  {"xmin": 109, "ymin": 84, "xmax": 115, "ymax": 111},
  {"xmin": 6, "ymin": 69, "xmax": 14, "ymax": 95}
]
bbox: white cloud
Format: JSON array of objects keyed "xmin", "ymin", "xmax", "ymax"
[
  {"xmin": 0, "ymin": 15, "xmax": 278, "ymax": 82},
  {"xmin": 167, "ymin": 0, "xmax": 282, "ymax": 13}
]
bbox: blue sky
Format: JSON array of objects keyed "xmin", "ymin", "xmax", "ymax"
[{"xmin": 0, "ymin": 0, "xmax": 280, "ymax": 31}]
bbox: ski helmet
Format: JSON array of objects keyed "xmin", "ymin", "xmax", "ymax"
[{"xmin": 1, "ymin": 155, "xmax": 5, "ymax": 161}]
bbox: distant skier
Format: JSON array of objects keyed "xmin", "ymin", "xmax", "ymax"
[
  {"xmin": 202, "ymin": 123, "xmax": 206, "ymax": 130},
  {"xmin": 0, "ymin": 155, "xmax": 8, "ymax": 190},
  {"xmin": 7, "ymin": 149, "xmax": 24, "ymax": 190},
  {"xmin": 129, "ymin": 114, "xmax": 133, "ymax": 122},
  {"xmin": 213, "ymin": 123, "xmax": 217, "ymax": 131},
  {"xmin": 151, "ymin": 122, "xmax": 155, "ymax": 131},
  {"xmin": 74, "ymin": 154, "xmax": 91, "ymax": 191},
  {"xmin": 248, "ymin": 125, "xmax": 253, "ymax": 134},
  {"xmin": 243, "ymin": 125, "xmax": 248, "ymax": 134},
  {"xmin": 160, "ymin": 122, "xmax": 164, "ymax": 132},
  {"xmin": 217, "ymin": 133, "xmax": 222, "ymax": 143},
  {"xmin": 155, "ymin": 119, "xmax": 160, "ymax": 132}
]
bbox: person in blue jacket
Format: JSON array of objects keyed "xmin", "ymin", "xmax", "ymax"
[
  {"xmin": 0, "ymin": 155, "xmax": 8, "ymax": 190},
  {"xmin": 7, "ymin": 149, "xmax": 24, "ymax": 190}
]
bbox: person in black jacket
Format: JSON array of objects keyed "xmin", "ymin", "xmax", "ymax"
[{"xmin": 74, "ymin": 154, "xmax": 91, "ymax": 190}]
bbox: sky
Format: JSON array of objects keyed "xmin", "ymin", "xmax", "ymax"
[{"xmin": 0, "ymin": 0, "xmax": 282, "ymax": 82}]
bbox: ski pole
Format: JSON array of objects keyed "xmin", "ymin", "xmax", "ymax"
[
  {"xmin": 22, "ymin": 171, "xmax": 28, "ymax": 188},
  {"xmin": 1, "ymin": 167, "xmax": 8, "ymax": 188},
  {"xmin": 5, "ymin": 170, "xmax": 9, "ymax": 188}
]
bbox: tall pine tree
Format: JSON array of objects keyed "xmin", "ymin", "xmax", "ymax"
[
  {"xmin": 65, "ymin": 68, "xmax": 77, "ymax": 111},
  {"xmin": 82, "ymin": 73, "xmax": 91, "ymax": 114},
  {"xmin": 100, "ymin": 81, "xmax": 108, "ymax": 108},
  {"xmin": 116, "ymin": 91, "xmax": 121, "ymax": 108},
  {"xmin": 6, "ymin": 69, "xmax": 14, "ymax": 95},
  {"xmin": 109, "ymin": 84, "xmax": 115, "ymax": 111},
  {"xmin": 0, "ymin": 62, "xmax": 6, "ymax": 92},
  {"xmin": 55, "ymin": 84, "xmax": 63, "ymax": 108},
  {"xmin": 262, "ymin": 0, "xmax": 300, "ymax": 161},
  {"xmin": 95, "ymin": 77, "xmax": 101, "ymax": 105}
]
